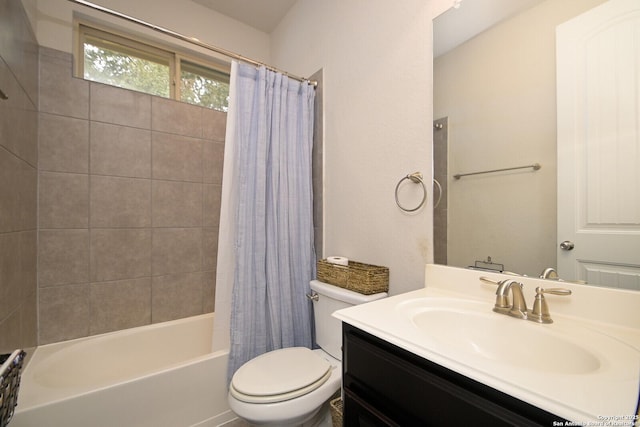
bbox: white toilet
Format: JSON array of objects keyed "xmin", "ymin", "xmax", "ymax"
[{"xmin": 228, "ymin": 279, "xmax": 387, "ymax": 426}]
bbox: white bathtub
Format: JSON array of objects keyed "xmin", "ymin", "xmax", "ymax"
[{"xmin": 12, "ymin": 313, "xmax": 234, "ymax": 427}]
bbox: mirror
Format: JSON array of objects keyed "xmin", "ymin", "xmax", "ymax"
[{"xmin": 432, "ymin": 0, "xmax": 615, "ymax": 280}]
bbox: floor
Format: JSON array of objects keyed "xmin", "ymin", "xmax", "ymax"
[{"xmin": 221, "ymin": 419, "xmax": 250, "ymax": 427}]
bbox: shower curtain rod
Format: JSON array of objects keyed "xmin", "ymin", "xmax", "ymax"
[{"xmin": 67, "ymin": 0, "xmax": 317, "ymax": 87}]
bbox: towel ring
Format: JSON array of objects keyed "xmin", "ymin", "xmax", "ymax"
[{"xmin": 395, "ymin": 172, "xmax": 427, "ymax": 212}]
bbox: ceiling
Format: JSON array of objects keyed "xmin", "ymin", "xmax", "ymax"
[
  {"xmin": 191, "ymin": 0, "xmax": 544, "ymax": 54},
  {"xmin": 434, "ymin": 0, "xmax": 544, "ymax": 57},
  {"xmin": 191, "ymin": 0, "xmax": 298, "ymax": 33}
]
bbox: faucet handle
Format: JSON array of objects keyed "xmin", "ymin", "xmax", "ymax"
[
  {"xmin": 480, "ymin": 277, "xmax": 510, "ymax": 311},
  {"xmin": 538, "ymin": 287, "xmax": 572, "ymax": 296},
  {"xmin": 479, "ymin": 276, "xmax": 500, "ymax": 286},
  {"xmin": 528, "ymin": 286, "xmax": 572, "ymax": 324}
]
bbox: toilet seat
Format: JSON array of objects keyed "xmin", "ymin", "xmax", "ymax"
[{"xmin": 230, "ymin": 347, "xmax": 332, "ymax": 404}]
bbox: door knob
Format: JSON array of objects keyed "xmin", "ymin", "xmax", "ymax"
[{"xmin": 560, "ymin": 241, "xmax": 575, "ymax": 250}]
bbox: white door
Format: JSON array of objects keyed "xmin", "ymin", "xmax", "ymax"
[{"xmin": 556, "ymin": 0, "xmax": 640, "ymax": 288}]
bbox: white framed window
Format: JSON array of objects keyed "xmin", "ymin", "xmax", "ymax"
[{"xmin": 77, "ymin": 23, "xmax": 230, "ymax": 112}]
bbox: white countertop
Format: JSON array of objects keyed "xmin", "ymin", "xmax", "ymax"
[{"xmin": 333, "ymin": 264, "xmax": 640, "ymax": 424}]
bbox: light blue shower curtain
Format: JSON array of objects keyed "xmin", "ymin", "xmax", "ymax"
[{"xmin": 225, "ymin": 61, "xmax": 316, "ymax": 380}]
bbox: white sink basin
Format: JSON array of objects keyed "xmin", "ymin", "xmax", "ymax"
[
  {"xmin": 411, "ymin": 307, "xmax": 600, "ymax": 374},
  {"xmin": 398, "ymin": 297, "xmax": 608, "ymax": 375},
  {"xmin": 333, "ymin": 267, "xmax": 640, "ymax": 424}
]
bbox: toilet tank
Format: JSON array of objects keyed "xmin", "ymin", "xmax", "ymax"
[{"xmin": 310, "ymin": 280, "xmax": 387, "ymax": 360}]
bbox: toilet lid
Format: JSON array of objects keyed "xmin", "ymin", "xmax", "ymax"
[{"xmin": 230, "ymin": 347, "xmax": 332, "ymax": 404}]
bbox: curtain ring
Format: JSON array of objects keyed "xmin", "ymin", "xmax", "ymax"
[{"xmin": 395, "ymin": 172, "xmax": 427, "ymax": 212}]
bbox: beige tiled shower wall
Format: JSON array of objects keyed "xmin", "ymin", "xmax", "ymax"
[
  {"xmin": 37, "ymin": 46, "xmax": 226, "ymax": 344},
  {"xmin": 0, "ymin": 0, "xmax": 39, "ymax": 354}
]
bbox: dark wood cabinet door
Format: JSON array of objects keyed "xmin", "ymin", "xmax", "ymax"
[{"xmin": 342, "ymin": 323, "xmax": 563, "ymax": 427}]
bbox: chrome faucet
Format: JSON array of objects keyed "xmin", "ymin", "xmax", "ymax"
[
  {"xmin": 493, "ymin": 279, "xmax": 528, "ymax": 319},
  {"xmin": 480, "ymin": 277, "xmax": 572, "ymax": 323},
  {"xmin": 540, "ymin": 267, "xmax": 561, "ymax": 280}
]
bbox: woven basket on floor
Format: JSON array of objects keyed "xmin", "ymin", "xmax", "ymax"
[
  {"xmin": 317, "ymin": 259, "xmax": 389, "ymax": 295},
  {"xmin": 329, "ymin": 397, "xmax": 343, "ymax": 427}
]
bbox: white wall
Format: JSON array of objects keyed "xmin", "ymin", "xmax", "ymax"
[
  {"xmin": 270, "ymin": 0, "xmax": 449, "ymax": 296},
  {"xmin": 33, "ymin": 0, "xmax": 271, "ymax": 64},
  {"xmin": 434, "ymin": 0, "xmax": 605, "ymax": 277}
]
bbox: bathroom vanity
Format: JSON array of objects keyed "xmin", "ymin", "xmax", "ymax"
[
  {"xmin": 334, "ymin": 264, "xmax": 640, "ymax": 426},
  {"xmin": 342, "ymin": 323, "xmax": 560, "ymax": 426}
]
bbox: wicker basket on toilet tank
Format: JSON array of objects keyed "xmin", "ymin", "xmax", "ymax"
[{"xmin": 316, "ymin": 259, "xmax": 389, "ymax": 295}]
